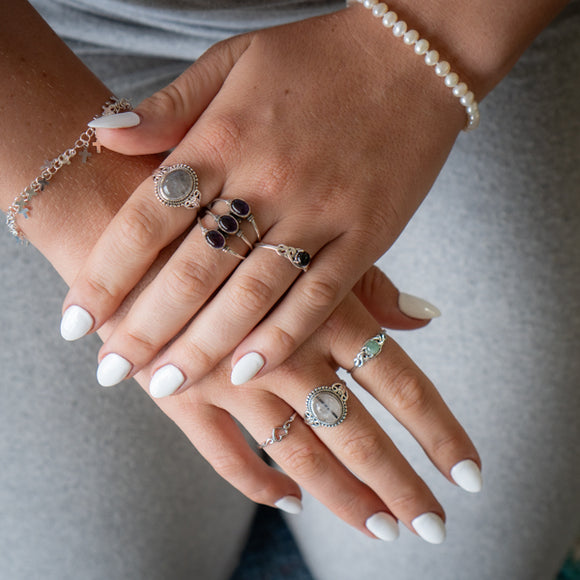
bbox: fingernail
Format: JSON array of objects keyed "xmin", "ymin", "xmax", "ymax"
[
  {"xmin": 150, "ymin": 364, "xmax": 185, "ymax": 398},
  {"xmin": 398, "ymin": 293, "xmax": 441, "ymax": 320},
  {"xmin": 96, "ymin": 353, "xmax": 132, "ymax": 387},
  {"xmin": 231, "ymin": 352, "xmax": 265, "ymax": 385},
  {"xmin": 88, "ymin": 111, "xmax": 141, "ymax": 129},
  {"xmin": 60, "ymin": 305, "xmax": 94, "ymax": 341},
  {"xmin": 275, "ymin": 496, "xmax": 303, "ymax": 515},
  {"xmin": 365, "ymin": 512, "xmax": 399, "ymax": 542},
  {"xmin": 450, "ymin": 459, "xmax": 483, "ymax": 493},
  {"xmin": 412, "ymin": 512, "xmax": 446, "ymax": 544}
]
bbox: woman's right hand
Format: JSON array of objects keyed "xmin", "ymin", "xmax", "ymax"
[{"xmin": 142, "ymin": 267, "xmax": 481, "ymax": 544}]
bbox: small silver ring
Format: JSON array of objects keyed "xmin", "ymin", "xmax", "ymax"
[
  {"xmin": 258, "ymin": 413, "xmax": 297, "ymax": 449},
  {"xmin": 255, "ymin": 243, "xmax": 311, "ymax": 271},
  {"xmin": 304, "ymin": 382, "xmax": 348, "ymax": 428},
  {"xmin": 153, "ymin": 163, "xmax": 201, "ymax": 209},
  {"xmin": 349, "ymin": 329, "xmax": 388, "ymax": 373}
]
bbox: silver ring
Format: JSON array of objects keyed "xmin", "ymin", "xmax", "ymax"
[
  {"xmin": 349, "ymin": 329, "xmax": 388, "ymax": 372},
  {"xmin": 203, "ymin": 209, "xmax": 253, "ymax": 249},
  {"xmin": 304, "ymin": 382, "xmax": 348, "ymax": 428},
  {"xmin": 258, "ymin": 413, "xmax": 297, "ymax": 449},
  {"xmin": 255, "ymin": 243, "xmax": 311, "ymax": 271},
  {"xmin": 210, "ymin": 198, "xmax": 261, "ymax": 241},
  {"xmin": 198, "ymin": 218, "xmax": 246, "ymax": 260},
  {"xmin": 153, "ymin": 164, "xmax": 201, "ymax": 209}
]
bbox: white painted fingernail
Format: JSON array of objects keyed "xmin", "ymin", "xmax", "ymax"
[
  {"xmin": 96, "ymin": 353, "xmax": 132, "ymax": 387},
  {"xmin": 60, "ymin": 305, "xmax": 94, "ymax": 341},
  {"xmin": 365, "ymin": 512, "xmax": 399, "ymax": 542},
  {"xmin": 412, "ymin": 512, "xmax": 446, "ymax": 544},
  {"xmin": 450, "ymin": 459, "xmax": 483, "ymax": 493},
  {"xmin": 88, "ymin": 111, "xmax": 141, "ymax": 129},
  {"xmin": 275, "ymin": 496, "xmax": 303, "ymax": 515},
  {"xmin": 150, "ymin": 364, "xmax": 185, "ymax": 398},
  {"xmin": 231, "ymin": 352, "xmax": 265, "ymax": 385},
  {"xmin": 398, "ymin": 293, "xmax": 441, "ymax": 320}
]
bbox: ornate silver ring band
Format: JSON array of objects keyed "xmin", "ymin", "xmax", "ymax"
[
  {"xmin": 258, "ymin": 413, "xmax": 297, "ymax": 449},
  {"xmin": 304, "ymin": 382, "xmax": 348, "ymax": 428},
  {"xmin": 256, "ymin": 243, "xmax": 311, "ymax": 271},
  {"xmin": 202, "ymin": 208, "xmax": 253, "ymax": 250},
  {"xmin": 349, "ymin": 329, "xmax": 388, "ymax": 373},
  {"xmin": 210, "ymin": 198, "xmax": 261, "ymax": 241},
  {"xmin": 153, "ymin": 163, "xmax": 201, "ymax": 209}
]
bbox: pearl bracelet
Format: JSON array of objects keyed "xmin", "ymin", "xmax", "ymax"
[
  {"xmin": 348, "ymin": 0, "xmax": 480, "ymax": 132},
  {"xmin": 5, "ymin": 96, "xmax": 132, "ymax": 241}
]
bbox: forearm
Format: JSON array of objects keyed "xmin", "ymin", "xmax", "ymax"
[{"xmin": 0, "ymin": 0, "xmax": 160, "ymax": 280}]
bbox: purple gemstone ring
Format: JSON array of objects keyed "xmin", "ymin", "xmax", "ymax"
[
  {"xmin": 197, "ymin": 217, "xmax": 246, "ymax": 260},
  {"xmin": 255, "ymin": 243, "xmax": 311, "ymax": 272},
  {"xmin": 210, "ymin": 198, "xmax": 261, "ymax": 241},
  {"xmin": 204, "ymin": 209, "xmax": 253, "ymax": 250}
]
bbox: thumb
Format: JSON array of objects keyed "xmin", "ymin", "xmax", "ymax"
[
  {"xmin": 92, "ymin": 34, "xmax": 252, "ymax": 155},
  {"xmin": 352, "ymin": 266, "xmax": 441, "ymax": 330}
]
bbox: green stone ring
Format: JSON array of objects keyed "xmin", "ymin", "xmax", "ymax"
[{"xmin": 350, "ymin": 329, "xmax": 388, "ymax": 372}]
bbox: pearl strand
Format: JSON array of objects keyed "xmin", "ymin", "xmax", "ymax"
[{"xmin": 349, "ymin": 0, "xmax": 480, "ymax": 131}]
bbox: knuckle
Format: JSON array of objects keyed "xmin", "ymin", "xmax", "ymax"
[
  {"xmin": 180, "ymin": 339, "xmax": 216, "ymax": 375},
  {"xmin": 388, "ymin": 367, "xmax": 430, "ymax": 414},
  {"xmin": 198, "ymin": 112, "xmax": 243, "ymax": 170},
  {"xmin": 341, "ymin": 431, "xmax": 385, "ymax": 468},
  {"xmin": 257, "ymin": 155, "xmax": 296, "ymax": 198},
  {"xmin": 430, "ymin": 431, "xmax": 467, "ymax": 459},
  {"xmin": 211, "ymin": 452, "xmax": 251, "ymax": 482},
  {"xmin": 389, "ymin": 487, "xmax": 427, "ymax": 514},
  {"xmin": 84, "ymin": 273, "xmax": 118, "ymax": 303},
  {"xmin": 147, "ymin": 82, "xmax": 189, "ymax": 121},
  {"xmin": 164, "ymin": 259, "xmax": 214, "ymax": 305},
  {"xmin": 229, "ymin": 274, "xmax": 274, "ymax": 318},
  {"xmin": 279, "ymin": 444, "xmax": 326, "ymax": 482},
  {"xmin": 116, "ymin": 205, "xmax": 163, "ymax": 255},
  {"xmin": 123, "ymin": 328, "xmax": 158, "ymax": 359},
  {"xmin": 300, "ymin": 276, "xmax": 341, "ymax": 315},
  {"xmin": 268, "ymin": 325, "xmax": 298, "ymax": 357}
]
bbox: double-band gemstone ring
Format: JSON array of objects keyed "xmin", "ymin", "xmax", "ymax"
[
  {"xmin": 255, "ymin": 243, "xmax": 311, "ymax": 271},
  {"xmin": 304, "ymin": 382, "xmax": 349, "ymax": 428},
  {"xmin": 153, "ymin": 164, "xmax": 201, "ymax": 209},
  {"xmin": 210, "ymin": 198, "xmax": 261, "ymax": 241},
  {"xmin": 350, "ymin": 329, "xmax": 388, "ymax": 372}
]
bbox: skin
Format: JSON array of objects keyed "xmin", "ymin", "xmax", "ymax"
[
  {"xmin": 62, "ymin": 0, "xmax": 570, "ymax": 395},
  {"xmin": 1, "ymin": 0, "xmax": 481, "ymax": 542}
]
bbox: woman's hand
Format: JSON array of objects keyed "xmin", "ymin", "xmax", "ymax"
[
  {"xmin": 145, "ymin": 272, "xmax": 480, "ymax": 544},
  {"xmin": 61, "ymin": 5, "xmax": 463, "ymax": 394}
]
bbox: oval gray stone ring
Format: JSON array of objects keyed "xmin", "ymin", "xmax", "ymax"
[{"xmin": 152, "ymin": 164, "xmax": 201, "ymax": 209}]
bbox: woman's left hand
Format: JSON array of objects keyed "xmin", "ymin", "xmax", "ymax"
[{"xmin": 61, "ymin": 5, "xmax": 463, "ymax": 389}]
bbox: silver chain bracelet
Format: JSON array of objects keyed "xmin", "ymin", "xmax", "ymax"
[{"xmin": 5, "ymin": 96, "xmax": 132, "ymax": 240}]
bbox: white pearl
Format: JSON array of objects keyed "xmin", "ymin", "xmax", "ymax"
[
  {"xmin": 444, "ymin": 72, "xmax": 459, "ymax": 87},
  {"xmin": 382, "ymin": 11, "xmax": 397, "ymax": 27},
  {"xmin": 425, "ymin": 50, "xmax": 439, "ymax": 66},
  {"xmin": 434, "ymin": 61, "xmax": 450, "ymax": 77},
  {"xmin": 392, "ymin": 20, "xmax": 407, "ymax": 37},
  {"xmin": 460, "ymin": 91, "xmax": 474, "ymax": 106},
  {"xmin": 363, "ymin": 0, "xmax": 378, "ymax": 9},
  {"xmin": 414, "ymin": 39, "xmax": 429, "ymax": 55},
  {"xmin": 403, "ymin": 30, "xmax": 419, "ymax": 45},
  {"xmin": 452, "ymin": 82, "xmax": 468, "ymax": 97},
  {"xmin": 372, "ymin": 3, "xmax": 388, "ymax": 17},
  {"xmin": 466, "ymin": 103, "xmax": 479, "ymax": 115}
]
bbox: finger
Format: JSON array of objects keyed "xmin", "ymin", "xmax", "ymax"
[
  {"xmin": 154, "ymin": 393, "xmax": 304, "ymax": 515},
  {"xmin": 61, "ymin": 149, "xmax": 224, "ymax": 345},
  {"xmin": 94, "ymin": 34, "xmax": 253, "ymax": 155},
  {"xmin": 325, "ymin": 293, "xmax": 483, "ymax": 495},
  {"xmin": 352, "ymin": 265, "xmax": 440, "ymax": 329},
  {"xmin": 257, "ymin": 362, "xmax": 446, "ymax": 543}
]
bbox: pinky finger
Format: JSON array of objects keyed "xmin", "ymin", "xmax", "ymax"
[{"xmin": 159, "ymin": 398, "xmax": 304, "ymax": 515}]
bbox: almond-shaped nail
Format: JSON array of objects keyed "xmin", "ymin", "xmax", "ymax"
[
  {"xmin": 97, "ymin": 353, "xmax": 132, "ymax": 387},
  {"xmin": 149, "ymin": 364, "xmax": 185, "ymax": 398},
  {"xmin": 412, "ymin": 513, "xmax": 446, "ymax": 544},
  {"xmin": 450, "ymin": 459, "xmax": 483, "ymax": 493},
  {"xmin": 60, "ymin": 305, "xmax": 94, "ymax": 341},
  {"xmin": 365, "ymin": 512, "xmax": 399, "ymax": 542},
  {"xmin": 398, "ymin": 293, "xmax": 441, "ymax": 320},
  {"xmin": 88, "ymin": 111, "xmax": 141, "ymax": 129},
  {"xmin": 231, "ymin": 352, "xmax": 265, "ymax": 385},
  {"xmin": 275, "ymin": 496, "xmax": 303, "ymax": 515}
]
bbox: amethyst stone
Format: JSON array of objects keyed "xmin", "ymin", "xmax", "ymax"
[
  {"xmin": 230, "ymin": 198, "xmax": 250, "ymax": 219},
  {"xmin": 205, "ymin": 229, "xmax": 226, "ymax": 249},
  {"xmin": 218, "ymin": 214, "xmax": 239, "ymax": 235},
  {"xmin": 295, "ymin": 251, "xmax": 311, "ymax": 269}
]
